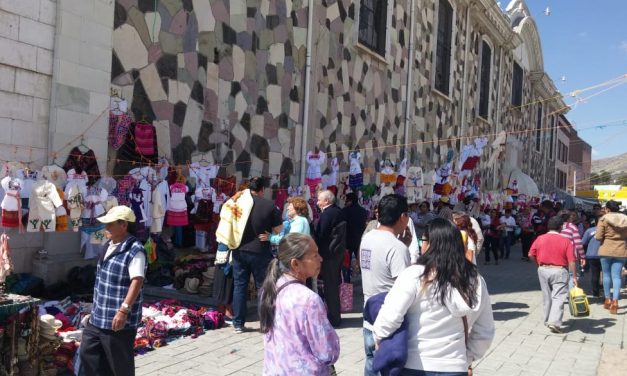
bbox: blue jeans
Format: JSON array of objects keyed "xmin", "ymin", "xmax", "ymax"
[
  {"xmin": 568, "ymin": 259, "xmax": 584, "ymax": 291},
  {"xmin": 500, "ymin": 232, "xmax": 513, "ymax": 258},
  {"xmin": 363, "ymin": 328, "xmax": 379, "ymax": 376},
  {"xmin": 232, "ymin": 250, "xmax": 273, "ymax": 328},
  {"xmin": 400, "ymin": 370, "xmax": 467, "ymax": 376},
  {"xmin": 600, "ymin": 257, "xmax": 627, "ymax": 301}
]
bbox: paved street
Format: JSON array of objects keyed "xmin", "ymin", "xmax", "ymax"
[{"xmin": 136, "ymin": 244, "xmax": 627, "ymax": 376}]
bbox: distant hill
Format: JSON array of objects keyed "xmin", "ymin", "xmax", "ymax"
[{"xmin": 591, "ymin": 152, "xmax": 627, "ymax": 174}]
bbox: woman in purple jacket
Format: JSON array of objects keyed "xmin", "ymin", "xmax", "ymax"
[{"xmin": 260, "ymin": 233, "xmax": 340, "ymax": 375}]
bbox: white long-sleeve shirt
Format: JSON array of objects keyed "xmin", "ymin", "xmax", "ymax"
[
  {"xmin": 470, "ymin": 217, "xmax": 484, "ymax": 253},
  {"xmin": 373, "ymin": 265, "xmax": 495, "ymax": 372}
]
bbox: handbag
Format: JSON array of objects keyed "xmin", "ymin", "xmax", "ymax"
[
  {"xmin": 339, "ymin": 271, "xmax": 353, "ymax": 313},
  {"xmin": 568, "ymin": 286, "xmax": 590, "ymax": 317}
]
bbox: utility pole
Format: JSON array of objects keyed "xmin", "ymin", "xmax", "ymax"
[{"xmin": 573, "ymin": 170, "xmax": 577, "ymax": 196}]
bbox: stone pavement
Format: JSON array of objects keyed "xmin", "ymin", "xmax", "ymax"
[{"xmin": 136, "ymin": 244, "xmax": 626, "ymax": 376}]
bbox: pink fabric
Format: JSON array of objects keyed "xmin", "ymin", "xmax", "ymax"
[
  {"xmin": 109, "ymin": 113, "xmax": 132, "ymax": 150},
  {"xmin": 461, "ymin": 156, "xmax": 480, "ymax": 171},
  {"xmin": 134, "ymin": 122, "xmax": 156, "ymax": 156},
  {"xmin": 274, "ymin": 189, "xmax": 288, "ymax": 212},
  {"xmin": 340, "ymin": 279, "xmax": 353, "ymax": 313},
  {"xmin": 304, "ymin": 177, "xmax": 321, "ymax": 197},
  {"xmin": 166, "ymin": 210, "xmax": 188, "ymax": 226}
]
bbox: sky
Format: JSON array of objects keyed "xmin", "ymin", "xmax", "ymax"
[{"xmin": 522, "ymin": 0, "xmax": 627, "ymax": 160}]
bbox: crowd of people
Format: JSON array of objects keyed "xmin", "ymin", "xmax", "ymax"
[
  {"xmin": 79, "ymin": 173, "xmax": 627, "ymax": 375},
  {"xmin": 213, "ymin": 176, "xmax": 500, "ymax": 375},
  {"xmin": 213, "ymin": 177, "xmax": 626, "ymax": 375}
]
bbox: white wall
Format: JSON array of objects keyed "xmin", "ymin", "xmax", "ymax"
[
  {"xmin": 0, "ymin": 0, "xmax": 57, "ymax": 272},
  {"xmin": 48, "ymin": 0, "xmax": 114, "ymax": 172},
  {"xmin": 0, "ymin": 0, "xmax": 115, "ymax": 274},
  {"xmin": 0, "ymin": 0, "xmax": 55, "ymax": 165}
]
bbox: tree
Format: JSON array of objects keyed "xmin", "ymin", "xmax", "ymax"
[
  {"xmin": 591, "ymin": 170, "xmax": 612, "ymax": 185},
  {"xmin": 616, "ymin": 174, "xmax": 627, "ymax": 187}
]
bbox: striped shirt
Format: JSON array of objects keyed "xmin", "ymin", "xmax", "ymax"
[{"xmin": 560, "ymin": 222, "xmax": 585, "ymax": 261}]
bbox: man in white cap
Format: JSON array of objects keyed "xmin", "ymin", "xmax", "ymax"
[{"xmin": 79, "ymin": 206, "xmax": 146, "ymax": 376}]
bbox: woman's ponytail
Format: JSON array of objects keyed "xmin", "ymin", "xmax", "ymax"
[
  {"xmin": 259, "ymin": 258, "xmax": 283, "ymax": 333},
  {"xmin": 259, "ymin": 233, "xmax": 313, "ymax": 334}
]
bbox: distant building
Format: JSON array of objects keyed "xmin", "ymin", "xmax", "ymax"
[
  {"xmin": 566, "ymin": 118, "xmax": 592, "ymax": 192},
  {"xmin": 555, "ymin": 115, "xmax": 571, "ymax": 191}
]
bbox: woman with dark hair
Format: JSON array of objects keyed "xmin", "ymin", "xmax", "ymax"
[
  {"xmin": 260, "ymin": 233, "xmax": 340, "ymax": 375},
  {"xmin": 419, "ymin": 223, "xmax": 430, "ymax": 256},
  {"xmin": 595, "ymin": 200, "xmax": 627, "ymax": 314},
  {"xmin": 372, "ymin": 218, "xmax": 495, "ymax": 375},
  {"xmin": 453, "ymin": 212, "xmax": 479, "ymax": 264}
]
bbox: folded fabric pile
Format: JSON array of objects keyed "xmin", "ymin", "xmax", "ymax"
[
  {"xmin": 134, "ymin": 299, "xmax": 224, "ymax": 354},
  {"xmin": 172, "ymin": 254, "xmax": 211, "ymax": 290},
  {"xmin": 37, "ymin": 299, "xmax": 89, "ymax": 375}
]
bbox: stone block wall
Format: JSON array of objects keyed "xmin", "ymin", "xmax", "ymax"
[
  {"xmin": 49, "ymin": 0, "xmax": 115, "ymax": 173},
  {"xmin": 111, "ymin": 0, "xmax": 308, "ymax": 184},
  {"xmin": 0, "ymin": 0, "xmax": 55, "ymax": 165},
  {"xmin": 109, "ymin": 0, "xmax": 561, "ymax": 191},
  {"xmin": 309, "ymin": 0, "xmax": 410, "ymax": 180},
  {"xmin": 408, "ymin": 0, "xmax": 467, "ymax": 171},
  {"xmin": 0, "ymin": 0, "xmax": 57, "ymax": 272},
  {"xmin": 0, "ymin": 0, "xmax": 115, "ymax": 274}
]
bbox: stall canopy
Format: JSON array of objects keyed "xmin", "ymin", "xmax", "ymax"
[
  {"xmin": 555, "ymin": 190, "xmax": 600, "ymax": 210},
  {"xmin": 573, "ymin": 196, "xmax": 600, "ymax": 210}
]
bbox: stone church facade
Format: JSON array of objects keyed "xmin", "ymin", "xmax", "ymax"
[
  {"xmin": 109, "ymin": 0, "xmax": 565, "ymax": 192},
  {"xmin": 0, "ymin": 0, "xmax": 567, "ymax": 273}
]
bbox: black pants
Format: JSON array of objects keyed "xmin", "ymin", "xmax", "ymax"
[
  {"xmin": 320, "ymin": 249, "xmax": 345, "ymax": 326},
  {"xmin": 521, "ymin": 232, "xmax": 535, "ymax": 259},
  {"xmin": 588, "ymin": 258, "xmax": 602, "ymax": 296},
  {"xmin": 484, "ymin": 237, "xmax": 500, "ymax": 263},
  {"xmin": 79, "ymin": 322, "xmax": 137, "ymax": 376}
]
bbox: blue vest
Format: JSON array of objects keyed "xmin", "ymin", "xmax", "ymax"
[{"xmin": 91, "ymin": 236, "xmax": 145, "ymax": 330}]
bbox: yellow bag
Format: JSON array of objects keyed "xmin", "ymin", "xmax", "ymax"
[{"xmin": 568, "ymin": 287, "xmax": 590, "ymax": 317}]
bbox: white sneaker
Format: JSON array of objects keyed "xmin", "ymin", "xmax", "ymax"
[
  {"xmin": 233, "ymin": 326, "xmax": 245, "ymax": 334},
  {"xmin": 548, "ymin": 324, "xmax": 562, "ymax": 334}
]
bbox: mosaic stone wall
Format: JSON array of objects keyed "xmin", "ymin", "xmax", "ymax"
[
  {"xmin": 495, "ymin": 49, "xmax": 557, "ymax": 193},
  {"xmin": 398, "ymin": 0, "xmax": 468, "ymax": 177},
  {"xmin": 462, "ymin": 26, "xmax": 501, "ymax": 188},
  {"xmin": 109, "ymin": 0, "xmax": 558, "ymax": 191},
  {"xmin": 309, "ymin": 0, "xmax": 411, "ymax": 180},
  {"xmin": 111, "ymin": 0, "xmax": 309, "ymax": 183}
]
